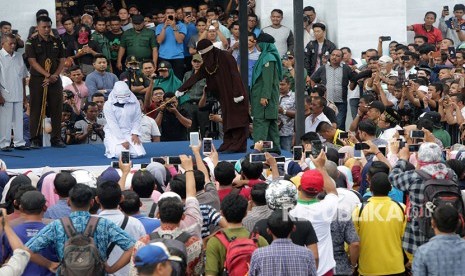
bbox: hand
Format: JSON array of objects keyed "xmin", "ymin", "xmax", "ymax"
[
  {"xmin": 48, "ymin": 262, "xmax": 60, "ymax": 273},
  {"xmin": 191, "ymin": 143, "xmax": 201, "ymax": 155},
  {"xmin": 118, "ymin": 156, "xmax": 131, "ymax": 174},
  {"xmin": 306, "ymin": 75, "xmax": 311, "ymax": 85},
  {"xmin": 310, "ymin": 149, "xmax": 326, "ymax": 169},
  {"xmin": 278, "ymin": 106, "xmax": 284, "ymax": 114},
  {"xmin": 0, "ymin": 208, "xmax": 7, "ymax": 230},
  {"xmin": 260, "ymin": 98, "xmax": 268, "ymax": 106},
  {"xmin": 0, "ymin": 94, "xmax": 5, "ymax": 106},
  {"xmin": 210, "ymin": 143, "xmax": 218, "ymax": 163},
  {"xmin": 116, "ymin": 62, "xmax": 123, "ymax": 71},
  {"xmin": 389, "ymin": 139, "xmax": 400, "ymax": 155},
  {"xmin": 180, "ymin": 154, "xmax": 193, "ymax": 171},
  {"xmin": 364, "ymin": 140, "xmax": 379, "ymax": 155},
  {"xmin": 232, "ymin": 41, "xmax": 239, "ymax": 50},
  {"xmin": 42, "ymin": 77, "xmax": 50, "ymax": 87},
  {"xmin": 122, "ymin": 141, "xmax": 130, "ymax": 149},
  {"xmin": 422, "ymin": 128, "xmax": 436, "ymax": 143},
  {"xmin": 282, "ymin": 59, "xmax": 291, "ymax": 68},
  {"xmin": 131, "ymin": 134, "xmax": 141, "ymax": 145},
  {"xmin": 166, "ymin": 105, "xmax": 177, "ymax": 113},
  {"xmin": 209, "ymin": 114, "xmax": 222, "ymax": 123},
  {"xmin": 264, "ymin": 152, "xmax": 277, "ymax": 166},
  {"xmin": 442, "ymin": 9, "xmax": 450, "ymax": 17},
  {"xmin": 398, "ymin": 146, "xmax": 410, "ymax": 161},
  {"xmin": 357, "ymin": 107, "xmax": 365, "ymax": 117},
  {"xmin": 254, "ymin": 141, "xmax": 264, "ymax": 151}
]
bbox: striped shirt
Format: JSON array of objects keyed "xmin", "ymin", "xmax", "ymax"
[{"xmin": 200, "ymin": 204, "xmax": 221, "ymax": 238}]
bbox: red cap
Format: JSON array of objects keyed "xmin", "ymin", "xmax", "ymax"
[{"xmin": 300, "ymin": 170, "xmax": 324, "ymax": 195}]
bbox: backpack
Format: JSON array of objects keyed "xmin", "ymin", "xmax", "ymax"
[
  {"xmin": 60, "ymin": 216, "xmax": 105, "ymax": 276},
  {"xmin": 416, "ymin": 170, "xmax": 465, "ymax": 239},
  {"xmin": 148, "ymin": 231, "xmax": 191, "ymax": 276},
  {"xmin": 215, "ymin": 230, "xmax": 259, "ymax": 276}
]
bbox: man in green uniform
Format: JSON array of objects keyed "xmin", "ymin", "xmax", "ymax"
[
  {"xmin": 91, "ymin": 17, "xmax": 111, "ymax": 64},
  {"xmin": 116, "ymin": 14, "xmax": 158, "ymax": 71},
  {"xmin": 26, "ymin": 16, "xmax": 66, "ymax": 148},
  {"xmin": 251, "ymin": 33, "xmax": 283, "ymax": 153}
]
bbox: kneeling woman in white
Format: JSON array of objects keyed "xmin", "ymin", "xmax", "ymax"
[{"xmin": 104, "ymin": 81, "xmax": 146, "ymax": 158}]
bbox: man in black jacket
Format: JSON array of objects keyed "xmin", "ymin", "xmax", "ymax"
[{"xmin": 305, "ymin": 23, "xmax": 336, "ymax": 78}]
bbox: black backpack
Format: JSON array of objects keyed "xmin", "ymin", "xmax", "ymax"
[
  {"xmin": 148, "ymin": 232, "xmax": 191, "ymax": 276},
  {"xmin": 416, "ymin": 170, "xmax": 465, "ymax": 239}
]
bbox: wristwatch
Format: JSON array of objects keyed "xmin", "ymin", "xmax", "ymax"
[{"xmin": 283, "ymin": 109, "xmax": 287, "ymax": 115}]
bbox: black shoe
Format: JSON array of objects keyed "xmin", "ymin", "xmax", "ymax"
[
  {"xmin": 15, "ymin": 145, "xmax": 30, "ymax": 150},
  {"xmin": 30, "ymin": 141, "xmax": 41, "ymax": 149},
  {"xmin": 1, "ymin": 146, "xmax": 12, "ymax": 152},
  {"xmin": 51, "ymin": 141, "xmax": 66, "ymax": 148}
]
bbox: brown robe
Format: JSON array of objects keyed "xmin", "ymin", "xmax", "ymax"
[{"xmin": 178, "ymin": 48, "xmax": 249, "ymax": 152}]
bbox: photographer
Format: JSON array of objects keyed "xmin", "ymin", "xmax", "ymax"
[
  {"xmin": 74, "ymin": 102, "xmax": 105, "ymax": 144},
  {"xmin": 156, "ymin": 92, "xmax": 192, "ymax": 141},
  {"xmin": 60, "ymin": 104, "xmax": 80, "ymax": 145}
]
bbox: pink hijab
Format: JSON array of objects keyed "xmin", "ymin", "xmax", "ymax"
[{"xmin": 41, "ymin": 173, "xmax": 59, "ymax": 207}]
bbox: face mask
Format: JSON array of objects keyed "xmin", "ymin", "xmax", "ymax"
[{"xmin": 78, "ymin": 31, "xmax": 89, "ymax": 44}]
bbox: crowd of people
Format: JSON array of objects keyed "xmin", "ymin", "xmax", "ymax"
[{"xmin": 2, "ymin": 0, "xmax": 465, "ymax": 275}]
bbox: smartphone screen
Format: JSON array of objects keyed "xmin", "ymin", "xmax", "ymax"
[
  {"xmin": 190, "ymin": 132, "xmax": 200, "ymax": 147},
  {"xmin": 203, "ymin": 138, "xmax": 212, "ymax": 153},
  {"xmin": 355, "ymin": 143, "xmax": 369, "ymax": 150},
  {"xmin": 167, "ymin": 156, "xmax": 182, "ymax": 165},
  {"xmin": 354, "ymin": 150, "xmax": 362, "ymax": 159},
  {"xmin": 311, "ymin": 140, "xmax": 323, "ymax": 158},
  {"xmin": 338, "ymin": 132, "xmax": 349, "ymax": 139},
  {"xmin": 250, "ymin": 153, "xmax": 266, "ymax": 163},
  {"xmin": 275, "ymin": 156, "xmax": 286, "ymax": 163},
  {"xmin": 378, "ymin": 146, "xmax": 386, "ymax": 156},
  {"xmin": 409, "ymin": 144, "xmax": 420, "ymax": 152},
  {"xmin": 398, "ymin": 129, "xmax": 405, "ymax": 136},
  {"xmin": 410, "ymin": 130, "xmax": 425, "ymax": 139},
  {"xmin": 141, "ymin": 163, "xmax": 149, "ymax": 169},
  {"xmin": 263, "ymin": 141, "xmax": 273, "ymax": 149},
  {"xmin": 151, "ymin": 157, "xmax": 165, "ymax": 164},
  {"xmin": 111, "ymin": 161, "xmax": 119, "ymax": 168},
  {"xmin": 293, "ymin": 146, "xmax": 303, "ymax": 161},
  {"xmin": 449, "ymin": 47, "xmax": 457, "ymax": 58},
  {"xmin": 121, "ymin": 150, "xmax": 130, "ymax": 164}
]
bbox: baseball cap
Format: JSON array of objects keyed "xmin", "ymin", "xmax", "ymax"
[
  {"xmin": 300, "ymin": 170, "xmax": 324, "ymax": 195},
  {"xmin": 418, "ymin": 85, "xmax": 428, "ymax": 93},
  {"xmin": 132, "ymin": 14, "xmax": 145, "ymax": 24},
  {"xmin": 419, "ymin": 111, "xmax": 441, "ymax": 128},
  {"xmin": 126, "ymin": 55, "xmax": 139, "ymax": 64},
  {"xmin": 368, "ymin": 100, "xmax": 385, "ymax": 114},
  {"xmin": 20, "ymin": 191, "xmax": 46, "ymax": 211},
  {"xmin": 158, "ymin": 61, "xmax": 172, "ymax": 71},
  {"xmin": 192, "ymin": 54, "xmax": 203, "ymax": 62},
  {"xmin": 135, "ymin": 242, "xmax": 182, "ymax": 267}
]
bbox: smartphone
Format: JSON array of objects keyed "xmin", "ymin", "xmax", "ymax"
[
  {"xmin": 354, "ymin": 149, "xmax": 362, "ymax": 159},
  {"xmin": 141, "ymin": 163, "xmax": 149, "ymax": 169},
  {"xmin": 452, "ymin": 17, "xmax": 459, "ymax": 29},
  {"xmin": 401, "ymin": 55, "xmax": 410, "ymax": 61},
  {"xmin": 276, "ymin": 162, "xmax": 285, "ymax": 177},
  {"xmin": 311, "ymin": 140, "xmax": 323, "ymax": 158},
  {"xmin": 121, "ymin": 150, "xmax": 130, "ymax": 164},
  {"xmin": 145, "ymin": 22, "xmax": 155, "ymax": 28},
  {"xmin": 203, "ymin": 138, "xmax": 212, "ymax": 154},
  {"xmin": 380, "ymin": 36, "xmax": 391, "ymax": 41},
  {"xmin": 168, "ymin": 15, "xmax": 174, "ymax": 21},
  {"xmin": 449, "ymin": 47, "xmax": 457, "ymax": 59},
  {"xmin": 409, "ymin": 144, "xmax": 420, "ymax": 152},
  {"xmin": 151, "ymin": 157, "xmax": 165, "ymax": 164},
  {"xmin": 408, "ymin": 74, "xmax": 417, "ymax": 80},
  {"xmin": 355, "ymin": 143, "xmax": 370, "ymax": 150},
  {"xmin": 190, "ymin": 132, "xmax": 200, "ymax": 147},
  {"xmin": 250, "ymin": 153, "xmax": 266, "ymax": 163},
  {"xmin": 305, "ymin": 151, "xmax": 312, "ymax": 158},
  {"xmin": 410, "ymin": 130, "xmax": 425, "ymax": 139},
  {"xmin": 111, "ymin": 161, "xmax": 119, "ymax": 168},
  {"xmin": 378, "ymin": 146, "xmax": 386, "ymax": 156},
  {"xmin": 263, "ymin": 141, "xmax": 273, "ymax": 149},
  {"xmin": 293, "ymin": 146, "xmax": 303, "ymax": 161},
  {"xmin": 12, "ymin": 29, "xmax": 18, "ymax": 35},
  {"xmin": 403, "ymin": 80, "xmax": 410, "ymax": 86},
  {"xmin": 166, "ymin": 156, "xmax": 182, "ymax": 165},
  {"xmin": 399, "ymin": 140, "xmax": 406, "ymax": 149},
  {"xmin": 442, "ymin": 150, "xmax": 447, "ymax": 160},
  {"xmin": 275, "ymin": 156, "xmax": 286, "ymax": 163},
  {"xmin": 398, "ymin": 129, "xmax": 405, "ymax": 136},
  {"xmin": 444, "ymin": 6, "xmax": 449, "ymax": 11},
  {"xmin": 338, "ymin": 132, "xmax": 349, "ymax": 139}
]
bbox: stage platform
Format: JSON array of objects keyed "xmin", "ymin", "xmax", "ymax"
[{"xmin": 1, "ymin": 140, "xmax": 291, "ymax": 173}]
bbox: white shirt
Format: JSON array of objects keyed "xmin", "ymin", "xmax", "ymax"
[
  {"xmin": 0, "ymin": 48, "xmax": 28, "ymax": 102},
  {"xmin": 290, "ymin": 193, "xmax": 339, "ymax": 276},
  {"xmin": 0, "ymin": 249, "xmax": 30, "ymax": 276},
  {"xmin": 378, "ymin": 125, "xmax": 402, "ymax": 142},
  {"xmin": 139, "ymin": 115, "xmax": 161, "ymax": 143},
  {"xmin": 99, "ymin": 209, "xmax": 146, "ymax": 276},
  {"xmin": 305, "ymin": 112, "xmax": 331, "ymax": 133}
]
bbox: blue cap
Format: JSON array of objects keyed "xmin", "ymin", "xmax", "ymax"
[{"xmin": 134, "ymin": 242, "xmax": 182, "ymax": 267}]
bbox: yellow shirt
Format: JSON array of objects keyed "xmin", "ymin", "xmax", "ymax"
[
  {"xmin": 333, "ymin": 129, "xmax": 354, "ymax": 147},
  {"xmin": 352, "ymin": 196, "xmax": 406, "ymax": 275}
]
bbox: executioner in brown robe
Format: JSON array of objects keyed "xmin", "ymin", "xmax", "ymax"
[{"xmin": 176, "ymin": 39, "xmax": 249, "ymax": 153}]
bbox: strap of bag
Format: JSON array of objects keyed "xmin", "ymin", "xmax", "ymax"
[
  {"xmin": 84, "ymin": 216, "xmax": 100, "ymax": 237},
  {"xmin": 215, "ymin": 230, "xmax": 231, "ymax": 248},
  {"xmin": 149, "ymin": 231, "xmax": 161, "ymax": 241},
  {"xmin": 106, "ymin": 216, "xmax": 129, "ymax": 256},
  {"xmin": 175, "ymin": 231, "xmax": 192, "ymax": 243},
  {"xmin": 61, "ymin": 217, "xmax": 77, "ymax": 238},
  {"xmin": 71, "ymin": 82, "xmax": 82, "ymax": 98},
  {"xmin": 149, "ymin": 202, "xmax": 157, "ymax": 218}
]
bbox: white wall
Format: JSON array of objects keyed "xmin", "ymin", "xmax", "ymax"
[
  {"xmin": 255, "ymin": 0, "xmax": 458, "ymax": 59},
  {"xmin": 0, "ymin": 0, "xmax": 56, "ymax": 52}
]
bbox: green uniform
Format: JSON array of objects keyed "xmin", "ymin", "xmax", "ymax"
[
  {"xmin": 120, "ymin": 28, "xmax": 158, "ymax": 61},
  {"xmin": 251, "ymin": 42, "xmax": 283, "ymax": 152},
  {"xmin": 91, "ymin": 32, "xmax": 111, "ymax": 61},
  {"xmin": 433, "ymin": 128, "xmax": 451, "ymax": 148}
]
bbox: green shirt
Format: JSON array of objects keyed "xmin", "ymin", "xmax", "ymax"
[
  {"xmin": 433, "ymin": 128, "xmax": 451, "ymax": 148},
  {"xmin": 120, "ymin": 28, "xmax": 158, "ymax": 60},
  {"xmin": 205, "ymin": 227, "xmax": 269, "ymax": 275},
  {"xmin": 91, "ymin": 32, "xmax": 111, "ymax": 61}
]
